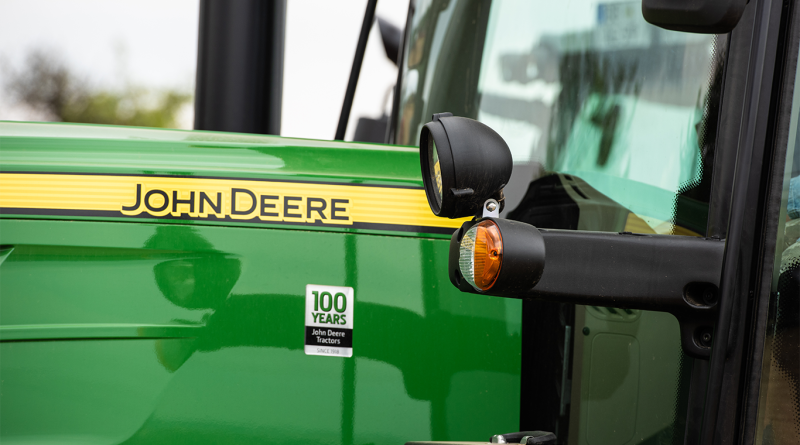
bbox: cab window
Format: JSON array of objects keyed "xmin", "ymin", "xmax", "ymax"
[
  {"xmin": 395, "ymin": 1, "xmax": 729, "ymax": 443},
  {"xmin": 755, "ymin": 40, "xmax": 800, "ymax": 444},
  {"xmin": 396, "ymin": 0, "xmax": 725, "ymax": 236}
]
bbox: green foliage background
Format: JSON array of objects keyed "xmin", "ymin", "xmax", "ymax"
[{"xmin": 5, "ymin": 50, "xmax": 191, "ymax": 128}]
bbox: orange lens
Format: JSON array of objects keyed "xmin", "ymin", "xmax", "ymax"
[{"xmin": 459, "ymin": 220, "xmax": 503, "ymax": 291}]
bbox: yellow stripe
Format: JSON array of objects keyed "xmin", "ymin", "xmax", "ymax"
[
  {"xmin": 0, "ymin": 173, "xmax": 469, "ymax": 231},
  {"xmin": 624, "ymin": 212, "xmax": 701, "ymax": 237},
  {"xmin": 623, "ymin": 212, "xmax": 656, "ymax": 234}
]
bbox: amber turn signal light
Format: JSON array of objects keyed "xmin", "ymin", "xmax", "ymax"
[
  {"xmin": 459, "ymin": 220, "xmax": 504, "ymax": 291},
  {"xmin": 450, "ymin": 218, "xmax": 545, "ymax": 295}
]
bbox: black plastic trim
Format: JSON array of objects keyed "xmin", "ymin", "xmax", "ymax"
[
  {"xmin": 740, "ymin": 0, "xmax": 800, "ymax": 443},
  {"xmin": 643, "ymin": 0, "xmax": 748, "ymax": 34},
  {"xmin": 420, "ymin": 120, "xmax": 456, "ymax": 216},
  {"xmin": 386, "ymin": 0, "xmax": 414, "ymax": 144},
  {"xmin": 702, "ymin": 0, "xmax": 787, "ymax": 443},
  {"xmin": 451, "ymin": 227, "xmax": 726, "ymax": 359},
  {"xmin": 335, "ymin": 0, "xmax": 377, "ymax": 141},
  {"xmin": 710, "ymin": 31, "xmax": 750, "ymax": 238},
  {"xmin": 528, "ymin": 230, "xmax": 725, "ymax": 359}
]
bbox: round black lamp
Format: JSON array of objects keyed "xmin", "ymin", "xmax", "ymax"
[{"xmin": 419, "ymin": 113, "xmax": 513, "ymax": 218}]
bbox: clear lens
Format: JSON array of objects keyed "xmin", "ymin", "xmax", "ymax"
[
  {"xmin": 428, "ymin": 139, "xmax": 443, "ymax": 207},
  {"xmin": 459, "ymin": 220, "xmax": 503, "ymax": 291}
]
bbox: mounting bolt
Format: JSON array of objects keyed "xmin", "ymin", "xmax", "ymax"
[
  {"xmin": 698, "ymin": 328, "xmax": 713, "ymax": 347},
  {"xmin": 582, "ymin": 327, "xmax": 590, "ymax": 336},
  {"xmin": 702, "ymin": 289, "xmax": 716, "ymax": 304},
  {"xmin": 482, "ymin": 199, "xmax": 500, "ymax": 218}
]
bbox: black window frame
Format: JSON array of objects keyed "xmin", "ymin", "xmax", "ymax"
[{"xmin": 724, "ymin": 0, "xmax": 800, "ymax": 443}]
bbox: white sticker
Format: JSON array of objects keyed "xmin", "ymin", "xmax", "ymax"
[{"xmin": 305, "ymin": 284, "xmax": 354, "ymax": 357}]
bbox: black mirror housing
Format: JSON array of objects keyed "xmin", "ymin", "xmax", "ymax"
[
  {"xmin": 642, "ymin": 0, "xmax": 748, "ymax": 34},
  {"xmin": 420, "ymin": 113, "xmax": 513, "ymax": 218}
]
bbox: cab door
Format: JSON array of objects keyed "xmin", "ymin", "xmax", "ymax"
[{"xmin": 391, "ymin": 0, "xmax": 798, "ymax": 443}]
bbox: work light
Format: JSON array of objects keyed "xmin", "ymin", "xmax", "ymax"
[{"xmin": 420, "ymin": 113, "xmax": 513, "ymax": 218}]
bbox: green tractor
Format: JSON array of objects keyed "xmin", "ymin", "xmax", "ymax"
[{"xmin": 1, "ymin": 1, "xmax": 797, "ymax": 445}]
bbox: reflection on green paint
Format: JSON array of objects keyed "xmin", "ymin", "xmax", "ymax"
[{"xmin": 0, "ymin": 220, "xmax": 521, "ymax": 444}]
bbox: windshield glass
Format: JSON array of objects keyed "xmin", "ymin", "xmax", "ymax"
[
  {"xmin": 396, "ymin": 0, "xmax": 725, "ymax": 236},
  {"xmin": 395, "ymin": 1, "xmax": 728, "ymax": 444}
]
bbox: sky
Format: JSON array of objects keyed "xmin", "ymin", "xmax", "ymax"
[
  {"xmin": 0, "ymin": 0, "xmax": 409, "ymax": 141},
  {"xmin": 284, "ymin": 0, "xmax": 408, "ymax": 140}
]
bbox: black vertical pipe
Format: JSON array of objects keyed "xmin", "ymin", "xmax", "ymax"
[
  {"xmin": 335, "ymin": 0, "xmax": 378, "ymax": 141},
  {"xmin": 386, "ymin": 2, "xmax": 414, "ymax": 145},
  {"xmin": 194, "ymin": 0, "xmax": 286, "ymax": 135}
]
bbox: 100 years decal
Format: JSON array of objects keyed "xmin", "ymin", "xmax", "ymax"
[{"xmin": 305, "ymin": 284, "xmax": 353, "ymax": 357}]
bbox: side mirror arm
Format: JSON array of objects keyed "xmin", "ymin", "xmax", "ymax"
[{"xmin": 453, "ymin": 228, "xmax": 725, "ymax": 359}]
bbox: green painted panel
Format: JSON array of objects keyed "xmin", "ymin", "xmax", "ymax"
[
  {"xmin": 0, "ymin": 122, "xmax": 421, "ymax": 186},
  {"xmin": 1, "ymin": 340, "xmax": 176, "ymax": 444},
  {"xmin": 0, "ymin": 219, "xmax": 521, "ymax": 444}
]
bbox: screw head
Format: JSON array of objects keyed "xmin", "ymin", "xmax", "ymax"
[
  {"xmin": 582, "ymin": 327, "xmax": 590, "ymax": 336},
  {"xmin": 486, "ymin": 201, "xmax": 498, "ymax": 212}
]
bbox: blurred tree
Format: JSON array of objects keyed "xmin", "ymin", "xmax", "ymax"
[{"xmin": 5, "ymin": 50, "xmax": 191, "ymax": 128}]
